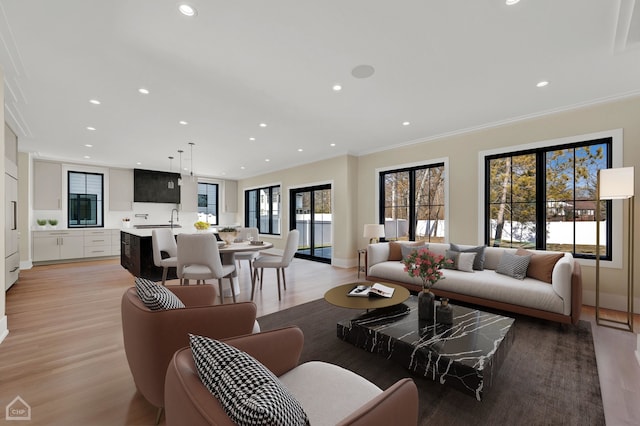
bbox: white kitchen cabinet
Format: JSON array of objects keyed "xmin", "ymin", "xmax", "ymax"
[
  {"xmin": 34, "ymin": 160, "xmax": 62, "ymax": 210},
  {"xmin": 33, "ymin": 230, "xmax": 84, "ymax": 261},
  {"xmin": 224, "ymin": 180, "xmax": 237, "ymax": 213},
  {"xmin": 83, "ymin": 229, "xmax": 112, "ymax": 257},
  {"xmin": 109, "ymin": 168, "xmax": 134, "ymax": 211}
]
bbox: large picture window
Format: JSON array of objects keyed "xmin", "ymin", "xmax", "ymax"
[
  {"xmin": 485, "ymin": 137, "xmax": 611, "ymax": 259},
  {"xmin": 245, "ymin": 185, "xmax": 281, "ymax": 235},
  {"xmin": 197, "ymin": 182, "xmax": 218, "ymax": 225},
  {"xmin": 68, "ymin": 171, "xmax": 104, "ymax": 228},
  {"xmin": 379, "ymin": 163, "xmax": 445, "ymax": 242}
]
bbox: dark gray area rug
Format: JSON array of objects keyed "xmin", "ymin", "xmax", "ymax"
[{"xmin": 258, "ymin": 299, "xmax": 605, "ymax": 426}]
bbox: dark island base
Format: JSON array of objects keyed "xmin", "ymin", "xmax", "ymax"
[{"xmin": 337, "ymin": 296, "xmax": 515, "ymax": 401}]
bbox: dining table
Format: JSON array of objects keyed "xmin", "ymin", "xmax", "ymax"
[{"xmin": 218, "ymin": 241, "xmax": 274, "ymax": 297}]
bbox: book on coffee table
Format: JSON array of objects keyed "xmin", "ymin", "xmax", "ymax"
[
  {"xmin": 368, "ymin": 283, "xmax": 395, "ymax": 298},
  {"xmin": 348, "ymin": 285, "xmax": 370, "ymax": 297}
]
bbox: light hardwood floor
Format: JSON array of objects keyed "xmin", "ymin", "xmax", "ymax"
[{"xmin": 0, "ymin": 258, "xmax": 639, "ymax": 425}]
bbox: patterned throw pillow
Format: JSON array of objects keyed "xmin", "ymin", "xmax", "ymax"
[
  {"xmin": 450, "ymin": 243, "xmax": 486, "ymax": 270},
  {"xmin": 134, "ymin": 277, "xmax": 185, "ymax": 311},
  {"xmin": 495, "ymin": 252, "xmax": 532, "ymax": 280},
  {"xmin": 189, "ymin": 334, "xmax": 310, "ymax": 426}
]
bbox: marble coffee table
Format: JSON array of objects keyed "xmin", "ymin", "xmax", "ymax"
[{"xmin": 337, "ymin": 295, "xmax": 515, "ymax": 401}]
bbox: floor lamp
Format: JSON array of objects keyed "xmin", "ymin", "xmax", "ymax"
[{"xmin": 596, "ymin": 166, "xmax": 634, "ymax": 332}]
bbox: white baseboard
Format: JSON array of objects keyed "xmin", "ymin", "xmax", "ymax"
[
  {"xmin": 331, "ymin": 257, "xmax": 357, "ymax": 269},
  {"xmin": 19, "ymin": 260, "xmax": 33, "ymax": 270},
  {"xmin": 582, "ymin": 289, "xmax": 640, "ymax": 314},
  {"xmin": 0, "ymin": 315, "xmax": 8, "ymax": 345}
]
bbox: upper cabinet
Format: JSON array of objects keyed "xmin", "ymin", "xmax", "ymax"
[
  {"xmin": 4, "ymin": 123, "xmax": 18, "ymax": 177},
  {"xmin": 109, "ymin": 168, "xmax": 134, "ymax": 211},
  {"xmin": 224, "ymin": 180, "xmax": 237, "ymax": 213},
  {"xmin": 33, "ymin": 160, "xmax": 62, "ymax": 210},
  {"xmin": 179, "ymin": 176, "xmax": 198, "ymax": 212}
]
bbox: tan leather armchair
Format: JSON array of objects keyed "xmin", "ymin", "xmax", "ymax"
[
  {"xmin": 121, "ymin": 285, "xmax": 257, "ymax": 419},
  {"xmin": 165, "ymin": 326, "xmax": 419, "ymax": 426}
]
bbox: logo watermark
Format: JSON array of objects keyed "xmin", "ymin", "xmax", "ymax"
[{"xmin": 6, "ymin": 396, "xmax": 31, "ymax": 421}]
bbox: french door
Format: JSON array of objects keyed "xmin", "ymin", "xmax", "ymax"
[{"xmin": 289, "ymin": 184, "xmax": 332, "ymax": 264}]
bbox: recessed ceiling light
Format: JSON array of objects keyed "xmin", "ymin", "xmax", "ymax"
[
  {"xmin": 179, "ymin": 120, "xmax": 188, "ymax": 125},
  {"xmin": 402, "ymin": 121, "xmax": 411, "ymax": 126},
  {"xmin": 506, "ymin": 0, "xmax": 520, "ymax": 5},
  {"xmin": 89, "ymin": 99, "xmax": 101, "ymax": 105},
  {"xmin": 84, "ymin": 155, "xmax": 91, "ymax": 159},
  {"xmin": 332, "ymin": 84, "xmax": 342, "ymax": 91},
  {"xmin": 86, "ymin": 126, "xmax": 96, "ymax": 131},
  {"xmin": 249, "ymin": 137, "xmax": 256, "ymax": 141},
  {"xmin": 351, "ymin": 64, "xmax": 375, "ymax": 79},
  {"xmin": 136, "ymin": 162, "xmax": 142, "ymax": 165},
  {"xmin": 259, "ymin": 123, "xmax": 267, "ymax": 128},
  {"xmin": 178, "ymin": 4, "xmax": 197, "ymax": 17},
  {"xmin": 297, "ymin": 148, "xmax": 303, "ymax": 152},
  {"xmin": 84, "ymin": 144, "xmax": 93, "ymax": 148},
  {"xmin": 536, "ymin": 81, "xmax": 549, "ymax": 88},
  {"xmin": 138, "ymin": 88, "xmax": 150, "ymax": 94},
  {"xmin": 241, "ymin": 166, "xmax": 246, "ymax": 170},
  {"xmin": 330, "ymin": 143, "xmax": 336, "ymax": 147},
  {"xmin": 265, "ymin": 158, "xmax": 270, "ymax": 162}
]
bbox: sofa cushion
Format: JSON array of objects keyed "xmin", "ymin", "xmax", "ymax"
[
  {"xmin": 444, "ymin": 250, "xmax": 476, "ymax": 273},
  {"xmin": 388, "ymin": 241, "xmax": 404, "ymax": 261},
  {"xmin": 450, "ymin": 243, "xmax": 486, "ymax": 270},
  {"xmin": 279, "ymin": 361, "xmax": 381, "ymax": 426},
  {"xmin": 134, "ymin": 277, "xmax": 185, "ymax": 311},
  {"xmin": 496, "ymin": 252, "xmax": 531, "ymax": 280},
  {"xmin": 189, "ymin": 334, "xmax": 310, "ymax": 426},
  {"xmin": 516, "ymin": 249, "xmax": 565, "ymax": 284}
]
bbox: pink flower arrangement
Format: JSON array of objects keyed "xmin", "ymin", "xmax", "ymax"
[{"xmin": 401, "ymin": 247, "xmax": 453, "ymax": 291}]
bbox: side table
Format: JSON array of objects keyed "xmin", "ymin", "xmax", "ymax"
[{"xmin": 357, "ymin": 249, "xmax": 367, "ymax": 279}]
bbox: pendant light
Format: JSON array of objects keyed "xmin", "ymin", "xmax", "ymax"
[
  {"xmin": 177, "ymin": 149, "xmax": 184, "ymax": 186},
  {"xmin": 168, "ymin": 156, "xmax": 175, "ymax": 189},
  {"xmin": 189, "ymin": 142, "xmax": 196, "ymax": 182}
]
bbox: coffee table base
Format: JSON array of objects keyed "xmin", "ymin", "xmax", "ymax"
[{"xmin": 337, "ymin": 297, "xmax": 515, "ymax": 401}]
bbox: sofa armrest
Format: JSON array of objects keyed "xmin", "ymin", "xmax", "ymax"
[
  {"xmin": 551, "ymin": 258, "xmax": 573, "ymax": 315},
  {"xmin": 168, "ymin": 284, "xmax": 217, "ymax": 307},
  {"xmin": 336, "ymin": 378, "xmax": 418, "ymax": 426},
  {"xmin": 222, "ymin": 326, "xmax": 304, "ymax": 376},
  {"xmin": 367, "ymin": 243, "xmax": 391, "ymax": 270}
]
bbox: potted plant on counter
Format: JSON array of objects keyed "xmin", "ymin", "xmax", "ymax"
[
  {"xmin": 48, "ymin": 219, "xmax": 58, "ymax": 229},
  {"xmin": 36, "ymin": 219, "xmax": 47, "ymax": 230}
]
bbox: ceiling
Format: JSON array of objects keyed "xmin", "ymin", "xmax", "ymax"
[{"xmin": 1, "ymin": 0, "xmax": 639, "ymax": 180}]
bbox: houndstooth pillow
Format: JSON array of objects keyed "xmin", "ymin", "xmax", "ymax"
[
  {"xmin": 189, "ymin": 334, "xmax": 309, "ymax": 426},
  {"xmin": 495, "ymin": 252, "xmax": 531, "ymax": 280},
  {"xmin": 134, "ymin": 277, "xmax": 185, "ymax": 310}
]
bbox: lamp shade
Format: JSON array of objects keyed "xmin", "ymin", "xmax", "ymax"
[
  {"xmin": 599, "ymin": 167, "xmax": 635, "ymax": 200},
  {"xmin": 363, "ymin": 224, "xmax": 385, "ymax": 239}
]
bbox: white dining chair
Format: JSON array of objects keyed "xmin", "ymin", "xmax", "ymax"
[
  {"xmin": 251, "ymin": 229, "xmax": 299, "ymax": 301},
  {"xmin": 177, "ymin": 233, "xmax": 236, "ymax": 304},
  {"xmin": 235, "ymin": 227, "xmax": 260, "ymax": 282},
  {"xmin": 151, "ymin": 228, "xmax": 178, "ymax": 286}
]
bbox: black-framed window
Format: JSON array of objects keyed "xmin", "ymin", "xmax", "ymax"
[
  {"xmin": 68, "ymin": 171, "xmax": 103, "ymax": 228},
  {"xmin": 379, "ymin": 163, "xmax": 445, "ymax": 242},
  {"xmin": 197, "ymin": 182, "xmax": 219, "ymax": 225},
  {"xmin": 485, "ymin": 137, "xmax": 611, "ymax": 259},
  {"xmin": 245, "ymin": 185, "xmax": 281, "ymax": 235}
]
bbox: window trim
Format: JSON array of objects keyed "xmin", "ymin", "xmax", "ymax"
[
  {"xmin": 375, "ymin": 157, "xmax": 449, "ymax": 242},
  {"xmin": 244, "ymin": 183, "xmax": 282, "ymax": 236},
  {"xmin": 197, "ymin": 181, "xmax": 219, "ymax": 225},
  {"xmin": 67, "ymin": 170, "xmax": 104, "ymax": 228},
  {"xmin": 477, "ymin": 129, "xmax": 624, "ymax": 269}
]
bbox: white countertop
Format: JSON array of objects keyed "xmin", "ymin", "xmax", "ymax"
[{"xmin": 120, "ymin": 227, "xmax": 213, "ymax": 238}]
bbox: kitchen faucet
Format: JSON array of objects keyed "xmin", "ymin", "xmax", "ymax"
[{"xmin": 170, "ymin": 208, "xmax": 179, "ymax": 229}]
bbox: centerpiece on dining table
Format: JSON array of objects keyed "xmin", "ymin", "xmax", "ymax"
[
  {"xmin": 217, "ymin": 226, "xmax": 238, "ymax": 245},
  {"xmin": 401, "ymin": 247, "xmax": 452, "ymax": 322}
]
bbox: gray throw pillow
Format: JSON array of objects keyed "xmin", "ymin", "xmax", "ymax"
[
  {"xmin": 189, "ymin": 334, "xmax": 310, "ymax": 426},
  {"xmin": 450, "ymin": 243, "xmax": 486, "ymax": 270},
  {"xmin": 400, "ymin": 243, "xmax": 427, "ymax": 260},
  {"xmin": 443, "ymin": 250, "xmax": 476, "ymax": 272},
  {"xmin": 134, "ymin": 277, "xmax": 185, "ymax": 311},
  {"xmin": 495, "ymin": 252, "xmax": 532, "ymax": 280}
]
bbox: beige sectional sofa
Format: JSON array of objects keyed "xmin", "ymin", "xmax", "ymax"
[{"xmin": 365, "ymin": 242, "xmax": 582, "ymax": 325}]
